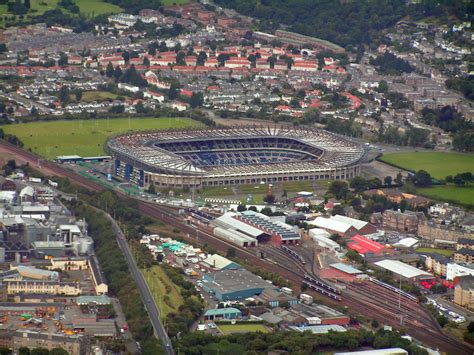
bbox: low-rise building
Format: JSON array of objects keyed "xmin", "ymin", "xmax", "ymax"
[
  {"xmin": 447, "ymin": 262, "xmax": 474, "ymax": 281},
  {"xmin": 424, "ymin": 254, "xmax": 449, "ymax": 277},
  {"xmin": 454, "ymin": 248, "xmax": 474, "ymax": 264},
  {"xmin": 454, "ymin": 275, "xmax": 474, "ymax": 310},
  {"xmin": 204, "ymin": 307, "xmax": 242, "ymax": 320}
]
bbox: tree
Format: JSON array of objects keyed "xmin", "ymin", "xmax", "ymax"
[
  {"xmin": 445, "ymin": 175, "xmax": 453, "ymax": 183},
  {"xmin": 331, "ymin": 204, "xmax": 345, "ymax": 216},
  {"xmin": 263, "ymin": 194, "xmax": 275, "ymax": 204},
  {"xmin": 453, "ymin": 174, "xmax": 465, "ymax": 186},
  {"xmin": 147, "ymin": 184, "xmax": 156, "ymax": 194},
  {"xmin": 414, "ymin": 170, "xmax": 432, "ymax": 187},
  {"xmin": 237, "ymin": 204, "xmax": 246, "ymax": 212},
  {"xmin": 143, "ymin": 57, "xmax": 150, "ymax": 66},
  {"xmin": 122, "ymin": 51, "xmax": 130, "ymax": 63},
  {"xmin": 437, "ymin": 314, "xmax": 448, "ymax": 327},
  {"xmin": 168, "ymin": 83, "xmax": 179, "ymax": 100},
  {"xmin": 395, "ymin": 172, "xmax": 403, "ymax": 185},
  {"xmin": 384, "ymin": 176, "xmax": 392, "ymax": 186},
  {"xmin": 197, "ymin": 51, "xmax": 207, "ymax": 66},
  {"xmin": 113, "ymin": 66, "xmax": 123, "ymax": 81},
  {"xmin": 58, "ymin": 86, "xmax": 70, "ymax": 105},
  {"xmin": 467, "ymin": 321, "xmax": 474, "ymax": 333},
  {"xmin": 105, "ymin": 62, "xmax": 114, "ymax": 78},
  {"xmin": 58, "ymin": 52, "xmax": 68, "ymax": 66},
  {"xmin": 189, "ymin": 92, "xmax": 204, "ymax": 108},
  {"xmin": 74, "ymin": 89, "xmax": 82, "ymax": 101},
  {"xmin": 226, "ymin": 247, "xmax": 236, "ymax": 258},
  {"xmin": 371, "ymin": 319, "xmax": 380, "ymax": 328},
  {"xmin": 377, "ymin": 80, "xmax": 388, "ymax": 93},
  {"xmin": 24, "ymin": 0, "xmax": 31, "ymax": 9},
  {"xmin": 328, "ymin": 181, "xmax": 349, "ymax": 200},
  {"xmin": 350, "ymin": 176, "xmax": 368, "ymax": 192}
]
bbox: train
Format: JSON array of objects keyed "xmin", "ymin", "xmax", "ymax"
[
  {"xmin": 303, "ymin": 273, "xmax": 341, "ymax": 295},
  {"xmin": 281, "ymin": 245, "xmax": 306, "ymax": 265},
  {"xmin": 303, "ymin": 281, "xmax": 342, "ymax": 301},
  {"xmin": 368, "ymin": 276, "xmax": 418, "ymax": 302},
  {"xmin": 188, "ymin": 209, "xmax": 215, "ymax": 224}
]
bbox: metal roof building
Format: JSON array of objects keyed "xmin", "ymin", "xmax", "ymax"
[{"xmin": 374, "ymin": 260, "xmax": 433, "ymax": 281}]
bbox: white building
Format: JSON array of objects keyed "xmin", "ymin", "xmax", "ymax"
[
  {"xmin": 447, "ymin": 262, "xmax": 474, "ymax": 281},
  {"xmin": 309, "ymin": 229, "xmax": 341, "ymax": 252}
]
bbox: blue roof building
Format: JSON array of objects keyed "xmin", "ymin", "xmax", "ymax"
[{"xmin": 202, "ymin": 269, "xmax": 270, "ymax": 301}]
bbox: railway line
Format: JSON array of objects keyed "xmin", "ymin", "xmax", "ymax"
[{"xmin": 2, "ymin": 139, "xmax": 473, "ymax": 354}]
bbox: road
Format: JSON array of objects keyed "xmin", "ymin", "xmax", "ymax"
[{"xmin": 104, "ymin": 211, "xmax": 174, "ymax": 355}]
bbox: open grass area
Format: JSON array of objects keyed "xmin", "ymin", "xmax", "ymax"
[
  {"xmin": 80, "ymin": 91, "xmax": 124, "ymax": 102},
  {"xmin": 1, "ymin": 117, "xmax": 201, "ymax": 159},
  {"xmin": 0, "ymin": 0, "xmax": 120, "ymax": 23},
  {"xmin": 415, "ymin": 247, "xmax": 454, "ymax": 257},
  {"xmin": 416, "ymin": 185, "xmax": 474, "ymax": 207},
  {"xmin": 142, "ymin": 265, "xmax": 183, "ymax": 319},
  {"xmin": 379, "ymin": 152, "xmax": 474, "ymax": 179},
  {"xmin": 160, "ymin": 0, "xmax": 189, "ymax": 5},
  {"xmin": 217, "ymin": 323, "xmax": 270, "ymax": 335},
  {"xmin": 75, "ymin": 0, "xmax": 121, "ymax": 16}
]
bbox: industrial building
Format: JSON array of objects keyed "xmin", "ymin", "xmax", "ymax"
[
  {"xmin": 309, "ymin": 229, "xmax": 342, "ymax": 253},
  {"xmin": 202, "ymin": 254, "xmax": 241, "ymax": 271},
  {"xmin": 347, "ymin": 235, "xmax": 389, "ymax": 257},
  {"xmin": 211, "ymin": 210, "xmax": 300, "ymax": 246},
  {"xmin": 373, "ymin": 260, "xmax": 434, "ymax": 282},
  {"xmin": 204, "ymin": 307, "xmax": 242, "ymax": 320},
  {"xmin": 201, "ymin": 269, "xmax": 271, "ymax": 301},
  {"xmin": 309, "ymin": 217, "xmax": 358, "ymax": 237}
]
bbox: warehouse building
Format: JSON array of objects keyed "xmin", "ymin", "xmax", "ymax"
[
  {"xmin": 374, "ymin": 260, "xmax": 434, "ymax": 282},
  {"xmin": 204, "ymin": 307, "xmax": 242, "ymax": 321},
  {"xmin": 347, "ymin": 235, "xmax": 390, "ymax": 257},
  {"xmin": 202, "ymin": 254, "xmax": 241, "ymax": 271},
  {"xmin": 211, "ymin": 211, "xmax": 300, "ymax": 246},
  {"xmin": 309, "ymin": 217, "xmax": 358, "ymax": 237},
  {"xmin": 201, "ymin": 269, "xmax": 271, "ymax": 301}
]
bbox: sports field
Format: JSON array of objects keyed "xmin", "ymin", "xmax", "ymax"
[
  {"xmin": 416, "ymin": 185, "xmax": 474, "ymax": 207},
  {"xmin": 142, "ymin": 266, "xmax": 183, "ymax": 319},
  {"xmin": 379, "ymin": 152, "xmax": 474, "ymax": 179},
  {"xmin": 1, "ymin": 117, "xmax": 201, "ymax": 159},
  {"xmin": 415, "ymin": 248, "xmax": 454, "ymax": 257},
  {"xmin": 217, "ymin": 323, "xmax": 269, "ymax": 335}
]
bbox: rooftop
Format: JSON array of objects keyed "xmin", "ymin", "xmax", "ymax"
[
  {"xmin": 203, "ymin": 269, "xmax": 270, "ymax": 294},
  {"xmin": 374, "ymin": 260, "xmax": 432, "ymax": 279}
]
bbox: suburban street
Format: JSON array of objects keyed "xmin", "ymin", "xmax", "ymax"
[{"xmin": 106, "ymin": 212, "xmax": 175, "ymax": 355}]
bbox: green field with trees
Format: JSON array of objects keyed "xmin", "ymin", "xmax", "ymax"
[
  {"xmin": 416, "ymin": 185, "xmax": 474, "ymax": 207},
  {"xmin": 379, "ymin": 152, "xmax": 474, "ymax": 179},
  {"xmin": 213, "ymin": 0, "xmax": 469, "ymax": 48},
  {"xmin": 0, "ymin": 117, "xmax": 202, "ymax": 159}
]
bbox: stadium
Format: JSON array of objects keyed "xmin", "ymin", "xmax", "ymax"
[{"xmin": 105, "ymin": 126, "xmax": 367, "ymax": 188}]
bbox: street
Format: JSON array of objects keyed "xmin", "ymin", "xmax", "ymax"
[{"xmin": 105, "ymin": 212, "xmax": 175, "ymax": 355}]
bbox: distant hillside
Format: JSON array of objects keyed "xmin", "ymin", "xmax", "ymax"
[{"xmin": 214, "ymin": 0, "xmax": 472, "ymax": 49}]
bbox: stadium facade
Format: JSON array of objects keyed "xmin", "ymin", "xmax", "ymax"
[{"xmin": 105, "ymin": 126, "xmax": 366, "ymax": 188}]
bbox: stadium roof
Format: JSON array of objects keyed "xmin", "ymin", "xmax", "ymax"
[
  {"xmin": 106, "ymin": 126, "xmax": 366, "ymax": 177},
  {"xmin": 348, "ymin": 235, "xmax": 384, "ymax": 254},
  {"xmin": 374, "ymin": 260, "xmax": 432, "ymax": 279}
]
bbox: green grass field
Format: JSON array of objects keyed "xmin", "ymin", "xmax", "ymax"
[
  {"xmin": 218, "ymin": 323, "xmax": 269, "ymax": 335},
  {"xmin": 160, "ymin": 0, "xmax": 189, "ymax": 5},
  {"xmin": 142, "ymin": 265, "xmax": 184, "ymax": 319},
  {"xmin": 416, "ymin": 185, "xmax": 474, "ymax": 207},
  {"xmin": 1, "ymin": 117, "xmax": 201, "ymax": 159},
  {"xmin": 74, "ymin": 0, "xmax": 121, "ymax": 16},
  {"xmin": 80, "ymin": 91, "xmax": 124, "ymax": 102},
  {"xmin": 415, "ymin": 247, "xmax": 454, "ymax": 257},
  {"xmin": 0, "ymin": 0, "xmax": 120, "ymax": 21},
  {"xmin": 379, "ymin": 152, "xmax": 474, "ymax": 179}
]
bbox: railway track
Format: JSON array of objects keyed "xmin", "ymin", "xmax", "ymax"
[{"xmin": 2, "ymin": 139, "xmax": 472, "ymax": 354}]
